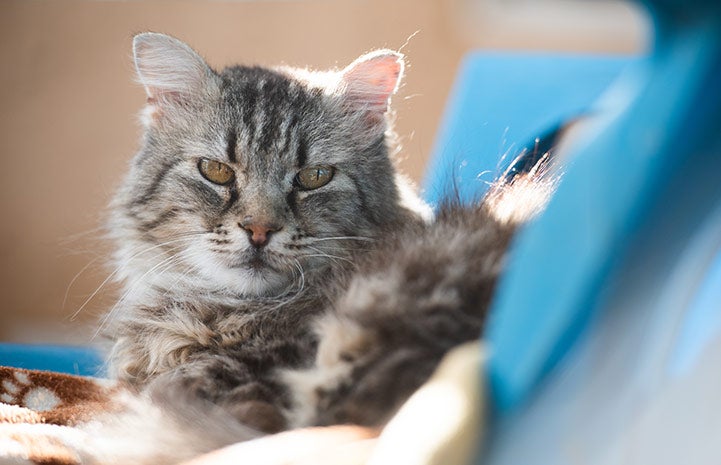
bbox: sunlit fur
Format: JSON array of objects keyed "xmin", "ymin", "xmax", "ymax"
[
  {"xmin": 93, "ymin": 33, "xmax": 553, "ymax": 465},
  {"xmin": 105, "ymin": 33, "xmax": 427, "ymax": 385}
]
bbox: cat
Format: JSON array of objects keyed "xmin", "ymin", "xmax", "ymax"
[{"xmin": 91, "ymin": 32, "xmax": 553, "ymax": 464}]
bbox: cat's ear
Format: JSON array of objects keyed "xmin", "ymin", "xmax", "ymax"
[
  {"xmin": 132, "ymin": 33, "xmax": 218, "ymax": 121},
  {"xmin": 339, "ymin": 50, "xmax": 404, "ymax": 116}
]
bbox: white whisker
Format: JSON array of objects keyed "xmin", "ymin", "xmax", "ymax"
[
  {"xmin": 298, "ymin": 253, "xmax": 355, "ymax": 267},
  {"xmin": 63, "ymin": 255, "xmax": 102, "ymax": 312},
  {"xmin": 306, "ymin": 236, "xmax": 375, "ymax": 243},
  {"xmin": 69, "ymin": 234, "xmax": 205, "ymax": 321},
  {"xmin": 93, "ymin": 250, "xmax": 189, "ymax": 339}
]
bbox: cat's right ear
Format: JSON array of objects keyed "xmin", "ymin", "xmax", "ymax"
[{"xmin": 132, "ymin": 33, "xmax": 218, "ymax": 124}]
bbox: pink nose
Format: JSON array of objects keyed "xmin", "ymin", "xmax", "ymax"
[{"xmin": 239, "ymin": 221, "xmax": 280, "ymax": 247}]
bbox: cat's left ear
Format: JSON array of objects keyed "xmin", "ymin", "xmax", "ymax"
[
  {"xmin": 339, "ymin": 50, "xmax": 404, "ymax": 117},
  {"xmin": 132, "ymin": 33, "xmax": 219, "ymax": 124}
]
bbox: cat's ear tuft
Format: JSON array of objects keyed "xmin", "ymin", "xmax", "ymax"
[
  {"xmin": 132, "ymin": 33, "xmax": 217, "ymax": 115},
  {"xmin": 339, "ymin": 50, "xmax": 404, "ymax": 114}
]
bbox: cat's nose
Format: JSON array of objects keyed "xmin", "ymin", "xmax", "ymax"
[{"xmin": 239, "ymin": 219, "xmax": 281, "ymax": 248}]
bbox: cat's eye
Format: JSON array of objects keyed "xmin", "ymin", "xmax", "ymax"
[
  {"xmin": 198, "ymin": 158, "xmax": 235, "ymax": 185},
  {"xmin": 295, "ymin": 166, "xmax": 335, "ymax": 190}
]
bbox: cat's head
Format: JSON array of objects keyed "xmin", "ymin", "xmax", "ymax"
[{"xmin": 110, "ymin": 33, "xmax": 429, "ymax": 300}]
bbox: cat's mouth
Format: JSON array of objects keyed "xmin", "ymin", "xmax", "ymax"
[
  {"xmin": 247, "ymin": 255, "xmax": 268, "ymax": 270},
  {"xmin": 229, "ymin": 250, "xmax": 279, "ymax": 273}
]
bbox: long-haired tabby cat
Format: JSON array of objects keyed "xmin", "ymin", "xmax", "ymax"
[{"xmin": 91, "ymin": 32, "xmax": 552, "ymax": 464}]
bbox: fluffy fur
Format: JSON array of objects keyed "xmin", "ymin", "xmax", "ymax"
[
  {"xmin": 95, "ymin": 32, "xmax": 553, "ymax": 464},
  {"xmin": 107, "ymin": 33, "xmax": 424, "ymax": 387},
  {"xmin": 281, "ymin": 172, "xmax": 553, "ymax": 428}
]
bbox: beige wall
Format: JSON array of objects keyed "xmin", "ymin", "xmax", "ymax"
[{"xmin": 0, "ymin": 0, "xmax": 644, "ymax": 344}]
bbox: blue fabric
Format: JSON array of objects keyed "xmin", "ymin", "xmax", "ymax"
[{"xmin": 0, "ymin": 343, "xmax": 104, "ymax": 377}]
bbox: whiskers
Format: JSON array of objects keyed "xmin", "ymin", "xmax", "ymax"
[
  {"xmin": 292, "ymin": 234, "xmax": 377, "ymax": 270},
  {"xmin": 305, "ymin": 235, "xmax": 375, "ymax": 244},
  {"xmin": 68, "ymin": 231, "xmax": 208, "ymax": 324},
  {"xmin": 92, "ymin": 247, "xmax": 194, "ymax": 340},
  {"xmin": 301, "ymin": 246, "xmax": 356, "ymax": 268},
  {"xmin": 291, "ymin": 259, "xmax": 306, "ymax": 295},
  {"xmin": 77, "ymin": 231, "xmax": 377, "ymax": 339},
  {"xmin": 62, "ymin": 255, "xmax": 104, "ymax": 311}
]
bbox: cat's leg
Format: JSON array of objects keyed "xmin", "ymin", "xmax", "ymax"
[
  {"xmin": 281, "ymin": 206, "xmax": 509, "ymax": 428},
  {"xmin": 281, "ymin": 312, "xmax": 447, "ymax": 428},
  {"xmin": 142, "ymin": 353, "xmax": 290, "ymax": 433}
]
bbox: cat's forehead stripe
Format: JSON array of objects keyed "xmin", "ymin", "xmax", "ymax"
[
  {"xmin": 221, "ymin": 66, "xmax": 315, "ymax": 166},
  {"xmin": 226, "ymin": 129, "xmax": 238, "ymax": 163},
  {"xmin": 297, "ymin": 137, "xmax": 307, "ymax": 168}
]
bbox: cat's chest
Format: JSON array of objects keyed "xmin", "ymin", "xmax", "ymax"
[
  {"xmin": 116, "ymin": 295, "xmax": 324, "ymax": 384},
  {"xmin": 173, "ymin": 304, "xmax": 317, "ymax": 353}
]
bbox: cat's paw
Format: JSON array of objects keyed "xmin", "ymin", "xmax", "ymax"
[
  {"xmin": 279, "ymin": 314, "xmax": 377, "ymax": 428},
  {"xmin": 227, "ymin": 400, "xmax": 286, "ymax": 434}
]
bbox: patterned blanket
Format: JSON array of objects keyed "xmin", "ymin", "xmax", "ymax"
[
  {"xmin": 0, "ymin": 366, "xmax": 117, "ymax": 464},
  {"xmin": 0, "ymin": 367, "xmax": 381, "ymax": 465},
  {"xmin": 0, "ymin": 342, "xmax": 484, "ymax": 465}
]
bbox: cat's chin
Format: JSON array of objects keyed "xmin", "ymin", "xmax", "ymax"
[
  {"xmin": 175, "ymin": 246, "xmax": 295, "ymax": 298},
  {"xmin": 202, "ymin": 263, "xmax": 296, "ymax": 299}
]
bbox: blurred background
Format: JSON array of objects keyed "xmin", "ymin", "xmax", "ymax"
[{"xmin": 0, "ymin": 0, "xmax": 646, "ymax": 344}]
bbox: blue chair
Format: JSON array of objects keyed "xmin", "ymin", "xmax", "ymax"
[
  {"xmin": 423, "ymin": 53, "xmax": 638, "ymax": 204},
  {"xmin": 424, "ymin": 0, "xmax": 721, "ymax": 463}
]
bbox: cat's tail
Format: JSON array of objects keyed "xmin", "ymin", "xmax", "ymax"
[
  {"xmin": 481, "ymin": 151, "xmax": 559, "ymax": 227},
  {"xmin": 77, "ymin": 384, "xmax": 261, "ymax": 465}
]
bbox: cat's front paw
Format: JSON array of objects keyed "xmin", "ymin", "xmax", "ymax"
[{"xmin": 227, "ymin": 400, "xmax": 286, "ymax": 434}]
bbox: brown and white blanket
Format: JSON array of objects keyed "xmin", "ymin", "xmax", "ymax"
[
  {"xmin": 0, "ymin": 343, "xmax": 484, "ymax": 465},
  {"xmin": 0, "ymin": 366, "xmax": 115, "ymax": 464}
]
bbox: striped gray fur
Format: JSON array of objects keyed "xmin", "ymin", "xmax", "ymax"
[{"xmin": 94, "ymin": 33, "xmax": 553, "ymax": 465}]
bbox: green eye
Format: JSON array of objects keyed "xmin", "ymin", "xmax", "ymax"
[
  {"xmin": 198, "ymin": 158, "xmax": 235, "ymax": 185},
  {"xmin": 295, "ymin": 166, "xmax": 335, "ymax": 190}
]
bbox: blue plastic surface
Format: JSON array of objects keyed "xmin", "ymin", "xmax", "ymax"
[
  {"xmin": 483, "ymin": 203, "xmax": 721, "ymax": 465},
  {"xmin": 423, "ymin": 53, "xmax": 637, "ymax": 204},
  {"xmin": 435, "ymin": 0, "xmax": 721, "ymax": 462},
  {"xmin": 484, "ymin": 0, "xmax": 721, "ymax": 414},
  {"xmin": 0, "ymin": 343, "xmax": 105, "ymax": 377}
]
